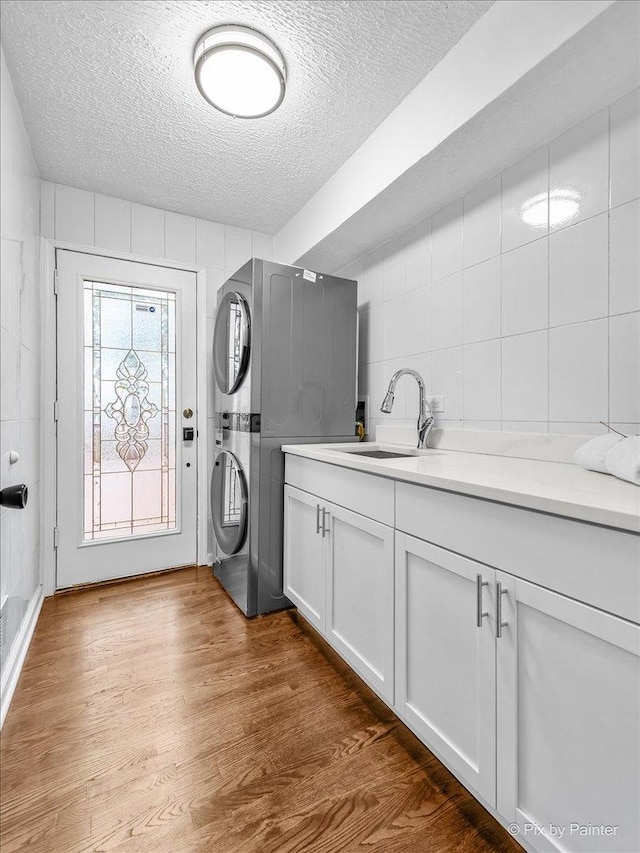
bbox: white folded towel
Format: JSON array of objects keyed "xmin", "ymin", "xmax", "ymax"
[
  {"xmin": 575, "ymin": 434, "xmax": 623, "ymax": 474},
  {"xmin": 605, "ymin": 437, "xmax": 640, "ymax": 486}
]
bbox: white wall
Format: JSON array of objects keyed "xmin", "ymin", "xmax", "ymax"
[
  {"xmin": 0, "ymin": 51, "xmax": 41, "ymax": 674},
  {"xmin": 343, "ymin": 89, "xmax": 640, "ymax": 439},
  {"xmin": 43, "ymin": 181, "xmax": 275, "ymax": 558}
]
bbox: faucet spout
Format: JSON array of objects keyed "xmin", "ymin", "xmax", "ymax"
[{"xmin": 380, "ymin": 368, "xmax": 435, "ymax": 449}]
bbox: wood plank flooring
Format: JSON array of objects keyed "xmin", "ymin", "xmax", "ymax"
[{"xmin": 0, "ymin": 566, "xmax": 522, "ymax": 853}]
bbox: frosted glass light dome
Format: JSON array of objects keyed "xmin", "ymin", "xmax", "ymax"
[{"xmin": 194, "ymin": 25, "xmax": 286, "ymax": 118}]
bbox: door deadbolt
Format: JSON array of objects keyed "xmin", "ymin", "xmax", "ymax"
[{"xmin": 183, "ymin": 407, "xmax": 194, "ymax": 419}]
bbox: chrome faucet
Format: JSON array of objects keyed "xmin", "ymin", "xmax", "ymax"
[{"xmin": 380, "ymin": 368, "xmax": 435, "ymax": 449}]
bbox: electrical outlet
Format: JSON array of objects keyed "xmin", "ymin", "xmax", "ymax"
[{"xmin": 426, "ymin": 396, "xmax": 444, "ymax": 413}]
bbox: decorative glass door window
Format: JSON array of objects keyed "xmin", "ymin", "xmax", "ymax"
[
  {"xmin": 222, "ymin": 454, "xmax": 242, "ymax": 526},
  {"xmin": 83, "ymin": 281, "xmax": 177, "ymax": 541},
  {"xmin": 227, "ymin": 300, "xmax": 242, "ymax": 388}
]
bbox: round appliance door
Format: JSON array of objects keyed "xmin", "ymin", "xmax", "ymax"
[
  {"xmin": 213, "ymin": 291, "xmax": 250, "ymax": 394},
  {"xmin": 211, "ymin": 451, "xmax": 248, "ymax": 555}
]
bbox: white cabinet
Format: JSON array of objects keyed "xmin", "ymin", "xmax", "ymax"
[
  {"xmin": 395, "ymin": 533, "xmax": 497, "ymax": 806},
  {"xmin": 283, "ymin": 485, "xmax": 326, "ymax": 632},
  {"xmin": 496, "ymin": 573, "xmax": 640, "ymax": 853},
  {"xmin": 283, "ymin": 484, "xmax": 395, "ymax": 702},
  {"xmin": 284, "ymin": 453, "xmax": 640, "ymax": 853},
  {"xmin": 326, "ymin": 502, "xmax": 394, "ymax": 702}
]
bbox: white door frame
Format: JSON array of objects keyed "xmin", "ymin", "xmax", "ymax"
[{"xmin": 39, "ymin": 238, "xmax": 210, "ymax": 596}]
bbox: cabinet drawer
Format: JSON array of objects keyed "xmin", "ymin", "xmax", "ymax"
[
  {"xmin": 285, "ymin": 454, "xmax": 394, "ymax": 526},
  {"xmin": 396, "ymin": 482, "xmax": 640, "ymax": 624}
]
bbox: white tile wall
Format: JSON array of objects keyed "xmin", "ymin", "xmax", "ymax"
[
  {"xmin": 224, "ymin": 226, "xmax": 253, "ymax": 277},
  {"xmin": 609, "ymin": 312, "xmax": 640, "ymax": 424},
  {"xmin": 164, "ymin": 211, "xmax": 196, "ymax": 265},
  {"xmin": 501, "ymin": 146, "xmax": 548, "ymax": 252},
  {"xmin": 405, "ymin": 219, "xmax": 431, "ymax": 290},
  {"xmin": 462, "ymin": 257, "xmax": 501, "ymax": 344},
  {"xmin": 131, "ymin": 203, "xmax": 165, "ymax": 258},
  {"xmin": 548, "ymin": 320, "xmax": 609, "ymax": 423},
  {"xmin": 609, "ymin": 199, "xmax": 640, "ymax": 315},
  {"xmin": 432, "ymin": 200, "xmax": 463, "ymax": 281},
  {"xmin": 463, "ymin": 176, "xmax": 501, "ymax": 268},
  {"xmin": 463, "ymin": 339, "xmax": 501, "ymax": 421},
  {"xmin": 344, "ymin": 88, "xmax": 640, "ymax": 438},
  {"xmin": 44, "ymin": 182, "xmax": 275, "ymax": 317},
  {"xmin": 0, "ymin": 50, "xmax": 41, "ymax": 669},
  {"xmin": 44, "ymin": 181, "xmax": 275, "ymax": 558},
  {"xmin": 195, "ymin": 219, "xmax": 224, "ymax": 270},
  {"xmin": 610, "ymin": 89, "xmax": 640, "ymax": 208},
  {"xmin": 431, "ymin": 272, "xmax": 463, "ymax": 350},
  {"xmin": 549, "ymin": 212, "xmax": 608, "ymax": 326},
  {"xmin": 95, "ymin": 194, "xmax": 131, "ymax": 253},
  {"xmin": 501, "ymin": 238, "xmax": 548, "ymax": 336},
  {"xmin": 549, "ymin": 108, "xmax": 609, "ymax": 230},
  {"xmin": 55, "ymin": 185, "xmax": 94, "ymax": 245},
  {"xmin": 502, "ymin": 331, "xmax": 549, "ymax": 422}
]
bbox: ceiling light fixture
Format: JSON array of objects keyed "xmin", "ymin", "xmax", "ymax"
[{"xmin": 194, "ymin": 25, "xmax": 286, "ymax": 119}]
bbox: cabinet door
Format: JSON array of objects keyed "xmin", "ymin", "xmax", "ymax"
[
  {"xmin": 395, "ymin": 533, "xmax": 496, "ymax": 806},
  {"xmin": 283, "ymin": 486, "xmax": 326, "ymax": 632},
  {"xmin": 325, "ymin": 502, "xmax": 394, "ymax": 702},
  {"xmin": 497, "ymin": 572, "xmax": 640, "ymax": 852}
]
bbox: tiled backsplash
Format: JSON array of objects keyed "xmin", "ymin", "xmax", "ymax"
[
  {"xmin": 43, "ymin": 181, "xmax": 275, "ymax": 558},
  {"xmin": 345, "ymin": 88, "xmax": 639, "ymax": 439},
  {"xmin": 41, "ymin": 182, "xmax": 275, "ymax": 315},
  {"xmin": 0, "ymin": 51, "xmax": 41, "ymax": 672}
]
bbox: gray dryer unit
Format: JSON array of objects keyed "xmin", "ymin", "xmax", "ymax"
[{"xmin": 211, "ymin": 258, "xmax": 358, "ymax": 616}]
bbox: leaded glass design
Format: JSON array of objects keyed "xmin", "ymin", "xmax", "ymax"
[
  {"xmin": 227, "ymin": 300, "xmax": 242, "ymax": 389},
  {"xmin": 222, "ymin": 454, "xmax": 242, "ymax": 526},
  {"xmin": 83, "ymin": 281, "xmax": 177, "ymax": 541}
]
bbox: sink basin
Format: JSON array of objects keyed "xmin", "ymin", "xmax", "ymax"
[{"xmin": 341, "ymin": 449, "xmax": 415, "ymax": 459}]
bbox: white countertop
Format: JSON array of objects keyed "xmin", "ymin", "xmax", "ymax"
[{"xmin": 281, "ymin": 442, "xmax": 640, "ymax": 533}]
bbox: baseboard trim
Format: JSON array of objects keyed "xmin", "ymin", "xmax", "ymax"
[{"xmin": 0, "ymin": 585, "xmax": 44, "ymax": 730}]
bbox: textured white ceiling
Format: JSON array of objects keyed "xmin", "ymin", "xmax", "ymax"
[{"xmin": 0, "ymin": 0, "xmax": 492, "ymax": 232}]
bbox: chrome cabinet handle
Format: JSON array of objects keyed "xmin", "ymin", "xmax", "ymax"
[
  {"xmin": 316, "ymin": 504, "xmax": 322, "ymax": 535},
  {"xmin": 496, "ymin": 581, "xmax": 509, "ymax": 638},
  {"xmin": 476, "ymin": 574, "xmax": 489, "ymax": 627},
  {"xmin": 321, "ymin": 506, "xmax": 329, "ymax": 537}
]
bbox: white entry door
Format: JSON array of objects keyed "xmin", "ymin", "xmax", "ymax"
[{"xmin": 56, "ymin": 250, "xmax": 197, "ymax": 588}]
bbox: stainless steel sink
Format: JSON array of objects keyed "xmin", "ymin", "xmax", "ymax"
[{"xmin": 341, "ymin": 449, "xmax": 415, "ymax": 459}]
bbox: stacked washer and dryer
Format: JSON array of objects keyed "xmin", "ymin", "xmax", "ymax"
[{"xmin": 211, "ymin": 258, "xmax": 358, "ymax": 616}]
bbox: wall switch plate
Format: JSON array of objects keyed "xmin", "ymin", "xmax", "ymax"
[{"xmin": 426, "ymin": 396, "xmax": 444, "ymax": 413}]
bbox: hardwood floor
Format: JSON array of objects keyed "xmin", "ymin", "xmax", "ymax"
[{"xmin": 0, "ymin": 567, "xmax": 522, "ymax": 853}]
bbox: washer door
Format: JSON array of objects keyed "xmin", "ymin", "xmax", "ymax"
[
  {"xmin": 213, "ymin": 291, "xmax": 250, "ymax": 394},
  {"xmin": 211, "ymin": 451, "xmax": 248, "ymax": 555}
]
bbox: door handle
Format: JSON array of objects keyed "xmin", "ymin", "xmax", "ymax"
[
  {"xmin": 316, "ymin": 504, "xmax": 322, "ymax": 535},
  {"xmin": 476, "ymin": 573, "xmax": 489, "ymax": 627},
  {"xmin": 321, "ymin": 506, "xmax": 329, "ymax": 537},
  {"xmin": 496, "ymin": 581, "xmax": 509, "ymax": 638}
]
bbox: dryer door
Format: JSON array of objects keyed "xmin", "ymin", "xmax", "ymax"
[
  {"xmin": 213, "ymin": 291, "xmax": 250, "ymax": 394},
  {"xmin": 211, "ymin": 451, "xmax": 248, "ymax": 555}
]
